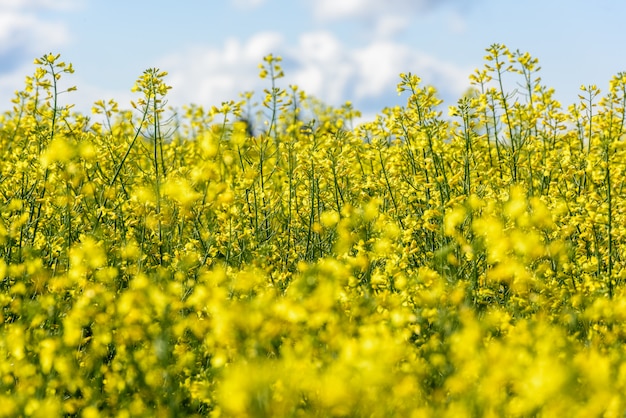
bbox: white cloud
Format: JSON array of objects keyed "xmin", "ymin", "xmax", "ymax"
[
  {"xmin": 310, "ymin": 0, "xmax": 469, "ymax": 38},
  {"xmin": 298, "ymin": 31, "xmax": 343, "ymax": 63},
  {"xmin": 311, "ymin": 0, "xmax": 459, "ymax": 21},
  {"xmin": 291, "ymin": 33, "xmax": 471, "ymax": 105},
  {"xmin": 0, "ymin": 0, "xmax": 82, "ymax": 56},
  {"xmin": 155, "ymin": 30, "xmax": 471, "ymax": 117},
  {"xmin": 158, "ymin": 32, "xmax": 284, "ymax": 110},
  {"xmin": 410, "ymin": 54, "xmax": 472, "ymax": 95},
  {"xmin": 349, "ymin": 40, "xmax": 471, "ymax": 102},
  {"xmin": 290, "ymin": 32, "xmax": 355, "ymax": 104},
  {"xmin": 0, "ymin": 0, "xmax": 81, "ymax": 111},
  {"xmin": 351, "ymin": 41, "xmax": 409, "ymax": 99},
  {"xmin": 313, "ymin": 0, "xmax": 367, "ymax": 20},
  {"xmin": 0, "ymin": 12, "xmax": 70, "ymax": 55},
  {"xmin": 0, "ymin": 62, "xmax": 31, "ymax": 98},
  {"xmin": 374, "ymin": 15, "xmax": 411, "ymax": 38},
  {"xmin": 447, "ymin": 10, "xmax": 467, "ymax": 33},
  {"xmin": 0, "ymin": 0, "xmax": 82, "ymax": 14},
  {"xmin": 231, "ymin": 0, "xmax": 266, "ymax": 9}
]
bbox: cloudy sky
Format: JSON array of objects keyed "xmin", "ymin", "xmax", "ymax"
[{"xmin": 1, "ymin": 0, "xmax": 625, "ymax": 121}]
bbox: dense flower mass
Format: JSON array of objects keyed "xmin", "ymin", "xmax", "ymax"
[{"xmin": 2, "ymin": 45, "xmax": 626, "ymax": 416}]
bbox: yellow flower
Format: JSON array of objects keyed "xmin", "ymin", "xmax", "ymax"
[{"xmin": 40, "ymin": 136, "xmax": 76, "ymax": 167}]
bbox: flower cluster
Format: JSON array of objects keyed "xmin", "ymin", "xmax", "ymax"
[{"xmin": 1, "ymin": 46, "xmax": 626, "ymax": 416}]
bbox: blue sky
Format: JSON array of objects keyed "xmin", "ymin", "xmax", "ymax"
[{"xmin": 2, "ymin": 0, "xmax": 625, "ymax": 122}]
